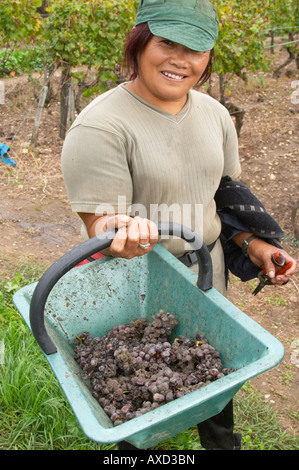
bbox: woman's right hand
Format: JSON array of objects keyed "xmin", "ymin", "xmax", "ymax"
[{"xmin": 78, "ymin": 213, "xmax": 159, "ymax": 259}]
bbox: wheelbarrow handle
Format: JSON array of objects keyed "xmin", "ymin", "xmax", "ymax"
[{"xmin": 29, "ymin": 222, "xmax": 213, "ymax": 355}]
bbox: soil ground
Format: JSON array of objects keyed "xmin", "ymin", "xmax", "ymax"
[{"xmin": 0, "ymin": 50, "xmax": 298, "ymax": 438}]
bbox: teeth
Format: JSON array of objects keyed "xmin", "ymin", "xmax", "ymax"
[{"xmin": 162, "ymin": 71, "xmax": 184, "ymax": 80}]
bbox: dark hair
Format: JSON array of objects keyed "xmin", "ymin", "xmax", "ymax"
[
  {"xmin": 124, "ymin": 23, "xmax": 153, "ymax": 80},
  {"xmin": 123, "ymin": 22, "xmax": 214, "ymax": 87},
  {"xmin": 197, "ymin": 48, "xmax": 214, "ymax": 88}
]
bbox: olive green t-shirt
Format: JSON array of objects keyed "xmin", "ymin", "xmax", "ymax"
[{"xmin": 61, "ymin": 84, "xmax": 241, "ymax": 257}]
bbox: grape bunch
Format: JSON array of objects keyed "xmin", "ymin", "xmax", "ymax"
[{"xmin": 73, "ymin": 311, "xmax": 235, "ymax": 426}]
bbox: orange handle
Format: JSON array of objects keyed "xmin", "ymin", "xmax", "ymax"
[
  {"xmin": 276, "ymin": 260, "xmax": 293, "ymax": 276},
  {"xmin": 261, "ymin": 252, "xmax": 293, "ymax": 276}
]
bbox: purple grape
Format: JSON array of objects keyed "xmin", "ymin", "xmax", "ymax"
[{"xmin": 73, "ymin": 311, "xmax": 236, "ymax": 426}]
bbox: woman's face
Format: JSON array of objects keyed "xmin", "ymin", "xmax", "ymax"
[{"xmin": 131, "ymin": 36, "xmax": 211, "ymax": 113}]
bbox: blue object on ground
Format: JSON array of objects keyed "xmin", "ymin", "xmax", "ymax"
[{"xmin": 0, "ymin": 143, "xmax": 16, "ymax": 167}]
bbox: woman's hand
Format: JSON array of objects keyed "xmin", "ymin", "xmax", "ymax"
[
  {"xmin": 101, "ymin": 215, "xmax": 159, "ymax": 259},
  {"xmin": 232, "ymin": 232, "xmax": 297, "ymax": 286},
  {"xmin": 246, "ymin": 238, "xmax": 297, "ymax": 286},
  {"xmin": 78, "ymin": 212, "xmax": 159, "ymax": 259}
]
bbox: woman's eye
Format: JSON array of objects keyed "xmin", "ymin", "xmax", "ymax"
[{"xmin": 161, "ymin": 39, "xmax": 174, "ymax": 47}]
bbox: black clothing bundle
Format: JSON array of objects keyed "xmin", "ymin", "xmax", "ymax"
[{"xmin": 215, "ymin": 176, "xmax": 284, "ymax": 281}]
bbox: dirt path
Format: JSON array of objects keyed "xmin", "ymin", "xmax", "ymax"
[{"xmin": 0, "ymin": 52, "xmax": 298, "ymax": 437}]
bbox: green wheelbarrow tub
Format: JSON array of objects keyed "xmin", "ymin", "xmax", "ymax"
[{"xmin": 13, "ymin": 223, "xmax": 284, "ymax": 449}]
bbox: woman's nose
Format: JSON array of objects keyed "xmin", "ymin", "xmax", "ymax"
[{"xmin": 169, "ymin": 45, "xmax": 189, "ymax": 67}]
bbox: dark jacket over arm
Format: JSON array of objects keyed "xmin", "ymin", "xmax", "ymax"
[{"xmin": 215, "ymin": 177, "xmax": 284, "ymax": 282}]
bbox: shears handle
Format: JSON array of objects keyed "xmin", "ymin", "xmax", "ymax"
[
  {"xmin": 253, "ymin": 251, "xmax": 293, "ymax": 295},
  {"xmin": 261, "ymin": 251, "xmax": 293, "ymax": 277}
]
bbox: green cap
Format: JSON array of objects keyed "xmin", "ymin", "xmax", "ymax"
[{"xmin": 136, "ymin": 0, "xmax": 219, "ymax": 52}]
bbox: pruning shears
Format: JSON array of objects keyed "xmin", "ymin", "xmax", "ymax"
[{"xmin": 252, "ymin": 251, "xmax": 293, "ymax": 296}]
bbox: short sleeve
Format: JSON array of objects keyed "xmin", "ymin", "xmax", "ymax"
[
  {"xmin": 222, "ymin": 110, "xmax": 241, "ymax": 179},
  {"xmin": 61, "ymin": 124, "xmax": 133, "ymax": 215}
]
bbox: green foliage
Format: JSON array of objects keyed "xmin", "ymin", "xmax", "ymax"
[
  {"xmin": 0, "ymin": 268, "xmax": 116, "ymax": 449},
  {"xmin": 209, "ymin": 0, "xmax": 298, "ymax": 106},
  {"xmin": 213, "ymin": 1, "xmax": 272, "ymax": 78},
  {"xmin": 0, "ymin": 0, "xmax": 297, "ymax": 135},
  {"xmin": 267, "ymin": 0, "xmax": 298, "ymax": 32},
  {"xmin": 0, "ymin": 1, "xmax": 44, "ymax": 75},
  {"xmin": 0, "ymin": 318, "xmax": 111, "ymax": 449},
  {"xmin": 0, "ymin": 264, "xmax": 44, "ymax": 332},
  {"xmin": 0, "ymin": 46, "xmax": 47, "ymax": 76},
  {"xmin": 43, "ymin": 0, "xmax": 137, "ymax": 91},
  {"xmin": 234, "ymin": 385, "xmax": 299, "ymax": 450},
  {"xmin": 213, "ymin": 0, "xmax": 298, "ymax": 78},
  {"xmin": 0, "ymin": 0, "xmax": 297, "ymax": 82},
  {"xmin": 267, "ymin": 0, "xmax": 299, "ymax": 53},
  {"xmin": 0, "ymin": 0, "xmax": 42, "ymax": 47}
]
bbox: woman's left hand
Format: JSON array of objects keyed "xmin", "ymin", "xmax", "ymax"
[{"xmin": 247, "ymin": 238, "xmax": 297, "ymax": 285}]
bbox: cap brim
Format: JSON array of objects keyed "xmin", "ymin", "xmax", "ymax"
[{"xmin": 148, "ymin": 21, "xmax": 215, "ymax": 52}]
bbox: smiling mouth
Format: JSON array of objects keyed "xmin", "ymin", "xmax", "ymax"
[{"xmin": 161, "ymin": 71, "xmax": 186, "ymax": 80}]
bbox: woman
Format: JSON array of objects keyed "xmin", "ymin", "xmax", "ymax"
[{"xmin": 61, "ymin": 0, "xmax": 297, "ymax": 450}]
